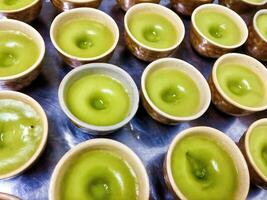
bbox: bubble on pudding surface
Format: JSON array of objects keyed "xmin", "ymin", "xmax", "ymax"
[
  {"xmin": 143, "ymin": 25, "xmax": 163, "ymax": 43},
  {"xmin": 75, "ymin": 35, "xmax": 94, "ymax": 50},
  {"xmin": 227, "ymin": 78, "xmax": 251, "ymax": 96},
  {"xmin": 209, "ymin": 24, "xmax": 226, "ymax": 39},
  {"xmin": 161, "ymin": 85, "xmax": 185, "ymax": 103},
  {"xmin": 87, "ymin": 178, "xmax": 110, "ymax": 199},
  {"xmin": 0, "ymin": 51, "xmax": 18, "ymax": 68}
]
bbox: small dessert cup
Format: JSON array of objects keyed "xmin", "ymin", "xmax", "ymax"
[
  {"xmin": 51, "ymin": 0, "xmax": 102, "ymax": 12},
  {"xmin": 117, "ymin": 0, "xmax": 160, "ymax": 11},
  {"xmin": 0, "ymin": 193, "xmax": 20, "ymax": 200}
]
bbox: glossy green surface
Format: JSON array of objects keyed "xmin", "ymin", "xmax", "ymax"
[
  {"xmin": 0, "ymin": 99, "xmax": 43, "ymax": 175},
  {"xmin": 171, "ymin": 134, "xmax": 238, "ymax": 200},
  {"xmin": 66, "ymin": 74, "xmax": 130, "ymax": 126},
  {"xmin": 60, "ymin": 150, "xmax": 139, "ymax": 200},
  {"xmin": 0, "ymin": 0, "xmax": 34, "ymax": 10},
  {"xmin": 0, "ymin": 30, "xmax": 39, "ymax": 77},
  {"xmin": 244, "ymin": 0, "xmax": 265, "ymax": 3},
  {"xmin": 217, "ymin": 63, "xmax": 266, "ymax": 107},
  {"xmin": 256, "ymin": 13, "xmax": 267, "ymax": 40},
  {"xmin": 146, "ymin": 67, "xmax": 200, "ymax": 117}
]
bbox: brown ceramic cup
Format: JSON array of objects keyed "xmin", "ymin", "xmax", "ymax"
[
  {"xmin": 209, "ymin": 53, "xmax": 267, "ymax": 116},
  {"xmin": 51, "ymin": 0, "xmax": 102, "ymax": 12},
  {"xmin": 190, "ymin": 4, "xmax": 248, "ymax": 58},
  {"xmin": 0, "ymin": 193, "xmax": 20, "ymax": 200},
  {"xmin": 117, "ymin": 0, "xmax": 160, "ymax": 11}
]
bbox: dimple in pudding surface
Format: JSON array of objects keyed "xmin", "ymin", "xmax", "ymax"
[
  {"xmin": 216, "ymin": 63, "xmax": 266, "ymax": 107},
  {"xmin": 0, "ymin": 99, "xmax": 43, "ymax": 176},
  {"xmin": 66, "ymin": 74, "xmax": 130, "ymax": 126},
  {"xmin": 60, "ymin": 150, "xmax": 139, "ymax": 200},
  {"xmin": 256, "ymin": 13, "xmax": 267, "ymax": 40},
  {"xmin": 145, "ymin": 67, "xmax": 200, "ymax": 117},
  {"xmin": 0, "ymin": 0, "xmax": 34, "ymax": 10},
  {"xmin": 55, "ymin": 18, "xmax": 114, "ymax": 58},
  {"xmin": 195, "ymin": 9, "xmax": 242, "ymax": 46},
  {"xmin": 0, "ymin": 30, "xmax": 39, "ymax": 77},
  {"xmin": 128, "ymin": 12, "xmax": 179, "ymax": 49},
  {"xmin": 171, "ymin": 135, "xmax": 238, "ymax": 200}
]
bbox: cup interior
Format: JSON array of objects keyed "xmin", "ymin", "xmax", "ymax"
[
  {"xmin": 242, "ymin": 0, "xmax": 267, "ymax": 5},
  {"xmin": 253, "ymin": 9, "xmax": 267, "ymax": 43},
  {"xmin": 0, "ymin": 0, "xmax": 39, "ymax": 12}
]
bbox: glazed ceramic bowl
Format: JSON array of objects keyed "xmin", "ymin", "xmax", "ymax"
[
  {"xmin": 124, "ymin": 3, "xmax": 185, "ymax": 62},
  {"xmin": 0, "ymin": 0, "xmax": 42, "ymax": 22},
  {"xmin": 246, "ymin": 9, "xmax": 267, "ymax": 61},
  {"xmin": 49, "ymin": 138, "xmax": 150, "ymax": 200},
  {"xmin": 0, "ymin": 193, "xmax": 20, "ymax": 200},
  {"xmin": 58, "ymin": 63, "xmax": 139, "ymax": 134},
  {"xmin": 117, "ymin": 0, "xmax": 160, "ymax": 11},
  {"xmin": 141, "ymin": 58, "xmax": 211, "ymax": 125},
  {"xmin": 50, "ymin": 8, "xmax": 119, "ymax": 68},
  {"xmin": 165, "ymin": 126, "xmax": 250, "ymax": 200},
  {"xmin": 209, "ymin": 53, "xmax": 267, "ymax": 116},
  {"xmin": 190, "ymin": 4, "xmax": 248, "ymax": 58},
  {"xmin": 0, "ymin": 19, "xmax": 45, "ymax": 91},
  {"xmin": 51, "ymin": 0, "xmax": 102, "ymax": 12},
  {"xmin": 0, "ymin": 91, "xmax": 48, "ymax": 180},
  {"xmin": 219, "ymin": 0, "xmax": 267, "ymax": 13}
]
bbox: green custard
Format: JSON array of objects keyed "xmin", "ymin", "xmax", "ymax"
[
  {"xmin": 56, "ymin": 18, "xmax": 114, "ymax": 58},
  {"xmin": 195, "ymin": 9, "xmax": 242, "ymax": 46},
  {"xmin": 66, "ymin": 74, "xmax": 130, "ymax": 126},
  {"xmin": 244, "ymin": 0, "xmax": 265, "ymax": 3},
  {"xmin": 0, "ymin": 30, "xmax": 39, "ymax": 77},
  {"xmin": 128, "ymin": 12, "xmax": 178, "ymax": 49},
  {"xmin": 146, "ymin": 67, "xmax": 200, "ymax": 117},
  {"xmin": 171, "ymin": 134, "xmax": 238, "ymax": 200},
  {"xmin": 256, "ymin": 13, "xmax": 267, "ymax": 40},
  {"xmin": 59, "ymin": 150, "xmax": 139, "ymax": 200},
  {"xmin": 217, "ymin": 63, "xmax": 266, "ymax": 107},
  {"xmin": 0, "ymin": 0, "xmax": 34, "ymax": 10},
  {"xmin": 0, "ymin": 99, "xmax": 43, "ymax": 175},
  {"xmin": 249, "ymin": 125, "xmax": 267, "ymax": 177}
]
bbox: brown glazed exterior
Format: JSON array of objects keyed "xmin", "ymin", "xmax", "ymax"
[
  {"xmin": 0, "ymin": 193, "xmax": 20, "ymax": 200},
  {"xmin": 219, "ymin": 0, "xmax": 266, "ymax": 13},
  {"xmin": 0, "ymin": 0, "xmax": 42, "ymax": 23},
  {"xmin": 117, "ymin": 0, "xmax": 160, "ymax": 11},
  {"xmin": 51, "ymin": 0, "xmax": 101, "ymax": 12}
]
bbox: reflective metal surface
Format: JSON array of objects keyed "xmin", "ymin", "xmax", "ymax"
[{"xmin": 0, "ymin": 0, "xmax": 266, "ymax": 199}]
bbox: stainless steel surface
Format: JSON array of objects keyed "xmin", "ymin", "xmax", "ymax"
[{"xmin": 0, "ymin": 0, "xmax": 266, "ymax": 199}]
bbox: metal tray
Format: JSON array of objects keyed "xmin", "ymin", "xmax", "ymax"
[{"xmin": 0, "ymin": 0, "xmax": 266, "ymax": 199}]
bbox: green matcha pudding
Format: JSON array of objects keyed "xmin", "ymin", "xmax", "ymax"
[
  {"xmin": 0, "ymin": 0, "xmax": 35, "ymax": 10},
  {"xmin": 0, "ymin": 30, "xmax": 39, "ymax": 77},
  {"xmin": 256, "ymin": 11, "xmax": 267, "ymax": 40},
  {"xmin": 244, "ymin": 0, "xmax": 265, "ymax": 3}
]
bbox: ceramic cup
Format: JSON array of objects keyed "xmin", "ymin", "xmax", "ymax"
[
  {"xmin": 124, "ymin": 3, "xmax": 185, "ymax": 62},
  {"xmin": 190, "ymin": 4, "xmax": 248, "ymax": 58},
  {"xmin": 0, "ymin": 91, "xmax": 48, "ymax": 180},
  {"xmin": 209, "ymin": 53, "xmax": 267, "ymax": 116},
  {"xmin": 0, "ymin": 0, "xmax": 42, "ymax": 22},
  {"xmin": 165, "ymin": 126, "xmax": 250, "ymax": 200},
  {"xmin": 0, "ymin": 193, "xmax": 20, "ymax": 200},
  {"xmin": 0, "ymin": 19, "xmax": 45, "ymax": 91},
  {"xmin": 239, "ymin": 119, "xmax": 267, "ymax": 189},
  {"xmin": 117, "ymin": 0, "xmax": 160, "ymax": 11},
  {"xmin": 50, "ymin": 8, "xmax": 119, "ymax": 68},
  {"xmin": 58, "ymin": 63, "xmax": 139, "ymax": 134},
  {"xmin": 49, "ymin": 138, "xmax": 150, "ymax": 200},
  {"xmin": 246, "ymin": 9, "xmax": 267, "ymax": 61},
  {"xmin": 51, "ymin": 0, "xmax": 102, "ymax": 12},
  {"xmin": 141, "ymin": 58, "xmax": 211, "ymax": 125}
]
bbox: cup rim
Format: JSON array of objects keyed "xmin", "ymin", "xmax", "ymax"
[
  {"xmin": 124, "ymin": 3, "xmax": 185, "ymax": 52},
  {"xmin": 0, "ymin": 19, "xmax": 45, "ymax": 81},
  {"xmin": 50, "ymin": 7, "xmax": 119, "ymax": 62},
  {"xmin": 63, "ymin": 0, "xmax": 100, "ymax": 3},
  {"xmin": 253, "ymin": 9, "xmax": 267, "ymax": 43},
  {"xmin": 191, "ymin": 4, "xmax": 248, "ymax": 49},
  {"xmin": 49, "ymin": 138, "xmax": 150, "ymax": 200},
  {"xmin": 166, "ymin": 126, "xmax": 250, "ymax": 200},
  {"xmin": 0, "ymin": 193, "xmax": 20, "ymax": 200},
  {"xmin": 0, "ymin": 90, "xmax": 48, "ymax": 180},
  {"xmin": 58, "ymin": 63, "xmax": 139, "ymax": 133},
  {"xmin": 241, "ymin": 0, "xmax": 267, "ymax": 5},
  {"xmin": 0, "ymin": 0, "xmax": 40, "ymax": 13},
  {"xmin": 245, "ymin": 118, "xmax": 267, "ymax": 182},
  {"xmin": 212, "ymin": 53, "xmax": 267, "ymax": 112},
  {"xmin": 141, "ymin": 58, "xmax": 211, "ymax": 121}
]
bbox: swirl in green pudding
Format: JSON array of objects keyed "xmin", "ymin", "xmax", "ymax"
[
  {"xmin": 0, "ymin": 30, "xmax": 39, "ymax": 77},
  {"xmin": 217, "ymin": 64, "xmax": 266, "ymax": 107},
  {"xmin": 0, "ymin": 0, "xmax": 34, "ymax": 10},
  {"xmin": 256, "ymin": 13, "xmax": 267, "ymax": 40},
  {"xmin": 146, "ymin": 67, "xmax": 200, "ymax": 117},
  {"xmin": 60, "ymin": 150, "xmax": 139, "ymax": 200},
  {"xmin": 195, "ymin": 9, "xmax": 242, "ymax": 46},
  {"xmin": 55, "ymin": 19, "xmax": 114, "ymax": 58},
  {"xmin": 128, "ymin": 12, "xmax": 178, "ymax": 49},
  {"xmin": 0, "ymin": 99, "xmax": 43, "ymax": 175},
  {"xmin": 66, "ymin": 74, "xmax": 130, "ymax": 126},
  {"xmin": 171, "ymin": 135, "xmax": 238, "ymax": 200},
  {"xmin": 249, "ymin": 125, "xmax": 267, "ymax": 177}
]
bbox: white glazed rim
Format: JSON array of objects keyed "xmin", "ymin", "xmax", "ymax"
[
  {"xmin": 191, "ymin": 4, "xmax": 248, "ymax": 49},
  {"xmin": 166, "ymin": 126, "xmax": 250, "ymax": 200},
  {"xmin": 141, "ymin": 58, "xmax": 211, "ymax": 121},
  {"xmin": 50, "ymin": 7, "xmax": 119, "ymax": 62},
  {"xmin": 124, "ymin": 3, "xmax": 185, "ymax": 52},
  {"xmin": 0, "ymin": 0, "xmax": 40, "ymax": 13},
  {"xmin": 245, "ymin": 118, "xmax": 267, "ymax": 182},
  {"xmin": 212, "ymin": 53, "xmax": 267, "ymax": 112},
  {"xmin": 58, "ymin": 63, "xmax": 139, "ymax": 133},
  {"xmin": 0, "ymin": 193, "xmax": 20, "ymax": 200},
  {"xmin": 0, "ymin": 19, "xmax": 45, "ymax": 81},
  {"xmin": 253, "ymin": 9, "xmax": 267, "ymax": 43},
  {"xmin": 64, "ymin": 0, "xmax": 100, "ymax": 3},
  {"xmin": 49, "ymin": 138, "xmax": 150, "ymax": 200},
  {"xmin": 0, "ymin": 91, "xmax": 48, "ymax": 180},
  {"xmin": 241, "ymin": 0, "xmax": 267, "ymax": 5}
]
